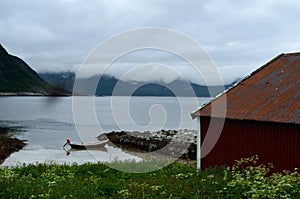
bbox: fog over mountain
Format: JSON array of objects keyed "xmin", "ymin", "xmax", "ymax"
[{"xmin": 40, "ymin": 72, "xmax": 239, "ymax": 97}]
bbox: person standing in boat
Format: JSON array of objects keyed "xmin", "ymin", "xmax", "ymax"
[{"xmin": 63, "ymin": 138, "xmax": 71, "ymax": 147}]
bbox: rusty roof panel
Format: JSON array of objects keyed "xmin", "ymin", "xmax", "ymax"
[{"xmin": 192, "ymin": 53, "xmax": 300, "ymax": 124}]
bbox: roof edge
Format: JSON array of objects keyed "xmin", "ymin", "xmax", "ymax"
[
  {"xmin": 196, "ymin": 116, "xmax": 300, "ymax": 126},
  {"xmin": 190, "ymin": 53, "xmax": 286, "ymax": 119}
]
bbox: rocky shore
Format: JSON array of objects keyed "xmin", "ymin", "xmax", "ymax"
[
  {"xmin": 0, "ymin": 127, "xmax": 27, "ymax": 164},
  {"xmin": 98, "ymin": 129, "xmax": 197, "ymax": 160}
]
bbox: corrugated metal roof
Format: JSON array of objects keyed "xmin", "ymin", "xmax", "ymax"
[{"xmin": 192, "ymin": 53, "xmax": 300, "ymax": 124}]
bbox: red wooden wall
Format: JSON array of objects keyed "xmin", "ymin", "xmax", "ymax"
[{"xmin": 200, "ymin": 117, "xmax": 300, "ymax": 172}]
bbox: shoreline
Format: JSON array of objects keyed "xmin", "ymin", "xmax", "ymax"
[
  {"xmin": 0, "ymin": 127, "xmax": 27, "ymax": 164},
  {"xmin": 0, "ymin": 93, "xmax": 210, "ymax": 98},
  {"xmin": 0, "ymin": 127, "xmax": 197, "ymax": 164},
  {"xmin": 0, "ymin": 92, "xmax": 71, "ymax": 97}
]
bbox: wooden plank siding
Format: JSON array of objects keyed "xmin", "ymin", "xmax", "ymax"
[{"xmin": 200, "ymin": 117, "xmax": 300, "ymax": 172}]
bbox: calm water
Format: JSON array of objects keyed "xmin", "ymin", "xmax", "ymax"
[{"xmin": 0, "ymin": 96, "xmax": 209, "ymax": 166}]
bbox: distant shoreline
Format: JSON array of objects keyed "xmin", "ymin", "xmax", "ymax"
[
  {"xmin": 0, "ymin": 93, "xmax": 209, "ymax": 98},
  {"xmin": 0, "ymin": 92, "xmax": 71, "ymax": 97}
]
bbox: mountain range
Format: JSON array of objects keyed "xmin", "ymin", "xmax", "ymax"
[
  {"xmin": 0, "ymin": 44, "xmax": 67, "ymax": 95},
  {"xmin": 0, "ymin": 43, "xmax": 238, "ymax": 97},
  {"xmin": 40, "ymin": 72, "xmax": 239, "ymax": 97}
]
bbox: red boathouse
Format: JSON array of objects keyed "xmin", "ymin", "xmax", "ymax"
[{"xmin": 192, "ymin": 53, "xmax": 300, "ymax": 172}]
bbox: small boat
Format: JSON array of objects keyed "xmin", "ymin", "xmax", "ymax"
[{"xmin": 63, "ymin": 138, "xmax": 108, "ymax": 150}]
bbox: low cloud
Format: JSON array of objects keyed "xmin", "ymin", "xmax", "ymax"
[{"xmin": 119, "ymin": 64, "xmax": 184, "ymax": 84}]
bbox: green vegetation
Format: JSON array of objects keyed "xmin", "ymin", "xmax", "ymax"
[{"xmin": 0, "ymin": 156, "xmax": 299, "ymax": 198}]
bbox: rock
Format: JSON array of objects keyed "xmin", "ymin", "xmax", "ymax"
[
  {"xmin": 0, "ymin": 134, "xmax": 26, "ymax": 164},
  {"xmin": 98, "ymin": 129, "xmax": 197, "ymax": 160}
]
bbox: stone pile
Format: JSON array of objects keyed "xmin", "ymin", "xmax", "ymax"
[{"xmin": 98, "ymin": 129, "xmax": 197, "ymax": 160}]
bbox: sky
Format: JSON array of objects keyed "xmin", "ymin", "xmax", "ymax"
[{"xmin": 1, "ymin": 0, "xmax": 300, "ymax": 85}]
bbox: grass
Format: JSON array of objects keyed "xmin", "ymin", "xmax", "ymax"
[{"xmin": 0, "ymin": 156, "xmax": 299, "ymax": 198}]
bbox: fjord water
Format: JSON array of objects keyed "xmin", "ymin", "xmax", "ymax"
[{"xmin": 0, "ymin": 96, "xmax": 209, "ymax": 166}]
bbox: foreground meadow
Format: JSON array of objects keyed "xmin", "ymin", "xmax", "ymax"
[{"xmin": 0, "ymin": 156, "xmax": 299, "ymax": 198}]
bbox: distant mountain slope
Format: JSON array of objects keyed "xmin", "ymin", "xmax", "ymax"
[
  {"xmin": 40, "ymin": 72, "xmax": 239, "ymax": 97},
  {"xmin": 0, "ymin": 44, "xmax": 67, "ymax": 95},
  {"xmin": 39, "ymin": 72, "xmax": 75, "ymax": 92}
]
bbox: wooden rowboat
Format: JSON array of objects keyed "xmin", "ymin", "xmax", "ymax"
[
  {"xmin": 69, "ymin": 140, "xmax": 108, "ymax": 149},
  {"xmin": 63, "ymin": 138, "xmax": 109, "ymax": 150}
]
